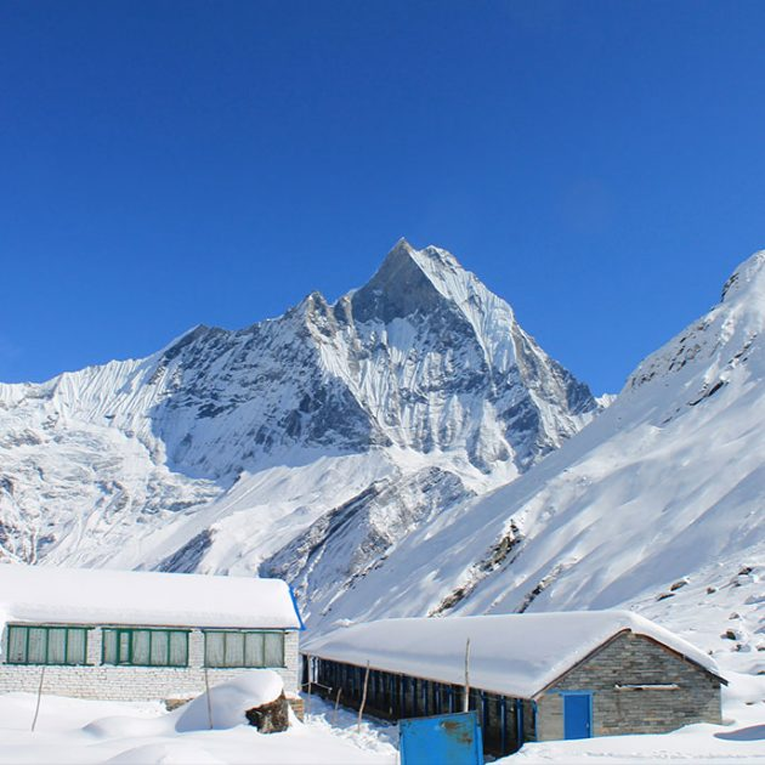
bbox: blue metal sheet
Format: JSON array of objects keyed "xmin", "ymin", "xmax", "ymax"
[{"xmin": 399, "ymin": 711, "xmax": 484, "ymax": 765}]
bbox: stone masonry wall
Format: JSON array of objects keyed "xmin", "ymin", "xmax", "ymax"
[
  {"xmin": 0, "ymin": 628, "xmax": 299, "ymax": 701},
  {"xmin": 536, "ymin": 632, "xmax": 721, "ymax": 740}
]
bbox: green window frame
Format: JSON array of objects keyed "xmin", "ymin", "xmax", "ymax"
[
  {"xmin": 101, "ymin": 628, "xmax": 189, "ymax": 667},
  {"xmin": 5, "ymin": 624, "xmax": 90, "ymax": 666},
  {"xmin": 203, "ymin": 630, "xmax": 285, "ymax": 668}
]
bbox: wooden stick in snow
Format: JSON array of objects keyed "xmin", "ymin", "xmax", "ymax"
[
  {"xmin": 204, "ymin": 665, "xmax": 214, "ymax": 730},
  {"xmin": 31, "ymin": 664, "xmax": 45, "ymax": 732},
  {"xmin": 357, "ymin": 661, "xmax": 371, "ymax": 733},
  {"xmin": 306, "ymin": 659, "xmax": 312, "ymax": 717},
  {"xmin": 332, "ymin": 687, "xmax": 343, "ymax": 726},
  {"xmin": 463, "ymin": 637, "xmax": 471, "ymax": 713}
]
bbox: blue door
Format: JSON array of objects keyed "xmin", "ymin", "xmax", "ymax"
[{"xmin": 563, "ymin": 693, "xmax": 592, "ymax": 739}]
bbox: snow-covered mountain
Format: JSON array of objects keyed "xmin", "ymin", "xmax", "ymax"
[
  {"xmin": 312, "ymin": 250, "xmax": 765, "ymax": 676},
  {"xmin": 0, "ymin": 240, "xmax": 599, "ymax": 602}
]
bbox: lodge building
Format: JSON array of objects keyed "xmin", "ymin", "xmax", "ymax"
[
  {"xmin": 0, "ymin": 565, "xmax": 303, "ymax": 704},
  {"xmin": 303, "ymin": 611, "xmax": 725, "ymax": 757}
]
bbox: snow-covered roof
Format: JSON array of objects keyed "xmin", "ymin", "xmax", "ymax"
[
  {"xmin": 303, "ymin": 611, "xmax": 723, "ymax": 699},
  {"xmin": 0, "ymin": 565, "xmax": 303, "ymax": 630}
]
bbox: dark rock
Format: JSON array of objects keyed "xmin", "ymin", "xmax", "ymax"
[
  {"xmin": 245, "ymin": 691, "xmax": 290, "ymax": 734},
  {"xmin": 155, "ymin": 529, "xmax": 214, "ymax": 574},
  {"xmin": 164, "ymin": 697, "xmax": 192, "ymax": 711}
]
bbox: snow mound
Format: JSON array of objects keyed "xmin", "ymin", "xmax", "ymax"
[
  {"xmin": 84, "ymin": 714, "xmax": 168, "ymax": 740},
  {"xmin": 175, "ymin": 671, "xmax": 284, "ymax": 732},
  {"xmin": 106, "ymin": 742, "xmax": 224, "ymax": 764}
]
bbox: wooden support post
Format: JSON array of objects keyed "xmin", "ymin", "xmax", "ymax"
[
  {"xmin": 306, "ymin": 657, "xmax": 312, "ymax": 718},
  {"xmin": 332, "ymin": 687, "xmax": 343, "ymax": 726},
  {"xmin": 204, "ymin": 665, "xmax": 214, "ymax": 730},
  {"xmin": 357, "ymin": 661, "xmax": 371, "ymax": 733},
  {"xmin": 31, "ymin": 665, "xmax": 45, "ymax": 732},
  {"xmin": 500, "ymin": 696, "xmax": 507, "ymax": 755},
  {"xmin": 463, "ymin": 637, "xmax": 471, "ymax": 713}
]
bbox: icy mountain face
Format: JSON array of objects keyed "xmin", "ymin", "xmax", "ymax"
[
  {"xmin": 0, "ymin": 370, "xmax": 220, "ymax": 566},
  {"xmin": 0, "ymin": 240, "xmax": 598, "ymax": 585},
  {"xmin": 310, "ymin": 250, "xmax": 765, "ymax": 678},
  {"xmin": 339, "ymin": 241, "xmax": 597, "ymax": 471},
  {"xmin": 262, "ymin": 467, "xmax": 475, "ymax": 623}
]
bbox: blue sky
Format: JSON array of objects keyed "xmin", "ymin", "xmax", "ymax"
[{"xmin": 2, "ymin": 0, "xmax": 765, "ymax": 394}]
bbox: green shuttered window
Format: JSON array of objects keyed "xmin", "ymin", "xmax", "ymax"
[
  {"xmin": 6, "ymin": 625, "xmax": 89, "ymax": 665},
  {"xmin": 101, "ymin": 628, "xmax": 189, "ymax": 667},
  {"xmin": 204, "ymin": 630, "xmax": 285, "ymax": 668}
]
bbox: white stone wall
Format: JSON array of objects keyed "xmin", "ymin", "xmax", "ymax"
[{"xmin": 0, "ymin": 627, "xmax": 299, "ymax": 701}]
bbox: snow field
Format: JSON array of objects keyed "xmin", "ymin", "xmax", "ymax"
[
  {"xmin": 0, "ymin": 671, "xmax": 761, "ymax": 763},
  {"xmin": 505, "ymin": 672, "xmax": 765, "ymax": 764},
  {"xmin": 0, "ymin": 673, "xmax": 397, "ymax": 764}
]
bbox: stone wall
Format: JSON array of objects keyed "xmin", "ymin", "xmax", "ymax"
[
  {"xmin": 0, "ymin": 627, "xmax": 299, "ymax": 701},
  {"xmin": 536, "ymin": 632, "xmax": 722, "ymax": 740}
]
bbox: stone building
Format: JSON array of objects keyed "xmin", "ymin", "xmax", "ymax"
[
  {"xmin": 303, "ymin": 611, "xmax": 725, "ymax": 757},
  {"xmin": 0, "ymin": 565, "xmax": 303, "ymax": 704}
]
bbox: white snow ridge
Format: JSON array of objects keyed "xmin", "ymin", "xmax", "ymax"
[{"xmin": 0, "ymin": 239, "xmax": 600, "ymax": 624}]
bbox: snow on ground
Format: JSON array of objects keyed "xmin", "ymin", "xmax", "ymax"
[
  {"xmin": 505, "ymin": 672, "xmax": 765, "ymax": 764},
  {"xmin": 0, "ymin": 672, "xmax": 762, "ymax": 763},
  {"xmin": 0, "ymin": 684, "xmax": 397, "ymax": 764},
  {"xmin": 1, "ymin": 677, "xmax": 763, "ymax": 764}
]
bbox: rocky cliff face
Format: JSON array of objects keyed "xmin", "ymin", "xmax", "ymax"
[
  {"xmin": 0, "ymin": 239, "xmax": 600, "ymax": 610},
  {"xmin": 140, "ymin": 238, "xmax": 598, "ymax": 479}
]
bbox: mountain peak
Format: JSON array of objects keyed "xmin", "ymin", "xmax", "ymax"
[
  {"xmin": 383, "ymin": 239, "xmax": 463, "ymax": 281},
  {"xmin": 721, "ymin": 250, "xmax": 765, "ymax": 303},
  {"xmin": 350, "ymin": 239, "xmax": 454, "ymax": 323},
  {"xmin": 376, "ymin": 238, "xmax": 465, "ymax": 286},
  {"xmin": 350, "ymin": 238, "xmax": 501, "ymax": 327},
  {"xmin": 391, "ymin": 236, "xmax": 414, "ymax": 253},
  {"xmin": 626, "ymin": 248, "xmax": 765, "ymax": 394}
]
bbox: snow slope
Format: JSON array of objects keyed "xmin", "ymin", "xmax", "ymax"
[
  {"xmin": 307, "ymin": 250, "xmax": 765, "ymax": 680},
  {"xmin": 0, "ymin": 240, "xmax": 599, "ymax": 617}
]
